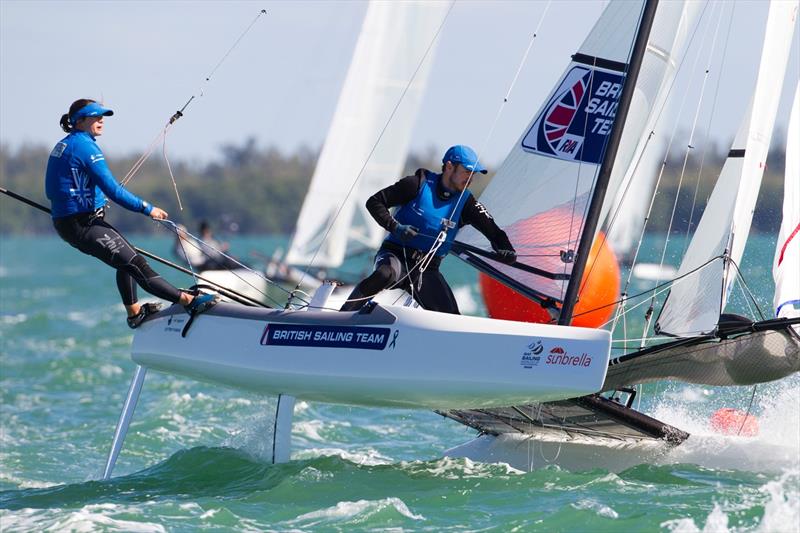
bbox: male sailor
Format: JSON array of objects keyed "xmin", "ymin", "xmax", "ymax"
[{"xmin": 340, "ymin": 145, "xmax": 516, "ymax": 314}]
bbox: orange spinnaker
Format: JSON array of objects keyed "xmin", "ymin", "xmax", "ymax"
[
  {"xmin": 710, "ymin": 408, "xmax": 759, "ymax": 437},
  {"xmin": 480, "ymin": 232, "xmax": 620, "ymax": 328}
]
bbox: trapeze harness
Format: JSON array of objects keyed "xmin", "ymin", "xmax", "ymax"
[
  {"xmin": 341, "ymin": 170, "xmax": 513, "ymax": 314},
  {"xmin": 45, "ymin": 130, "xmax": 182, "ymax": 306}
]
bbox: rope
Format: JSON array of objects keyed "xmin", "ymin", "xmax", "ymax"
[
  {"xmin": 575, "ymin": 254, "xmax": 726, "ymax": 326},
  {"xmin": 157, "ymin": 219, "xmax": 308, "ymax": 309},
  {"xmin": 738, "ymin": 385, "xmax": 758, "ymax": 437},
  {"xmin": 119, "ymin": 9, "xmax": 268, "ymax": 201}
]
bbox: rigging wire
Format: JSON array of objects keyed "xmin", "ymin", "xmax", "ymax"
[
  {"xmin": 118, "ymin": 9, "xmax": 268, "ymax": 203},
  {"xmin": 316, "ymin": 0, "xmax": 553, "ymax": 309},
  {"xmin": 652, "ymin": 1, "xmax": 727, "ymax": 296},
  {"xmin": 576, "ymin": 254, "xmax": 726, "ymax": 327},
  {"xmin": 158, "ymin": 219, "xmax": 309, "ymax": 308},
  {"xmin": 604, "ymin": 1, "xmax": 712, "ymax": 338},
  {"xmin": 681, "ymin": 4, "xmax": 737, "ymax": 259},
  {"xmin": 738, "ymin": 384, "xmax": 758, "ymax": 437},
  {"xmin": 612, "ymin": 3, "xmax": 725, "ymax": 343},
  {"xmin": 0, "ymin": 187, "xmax": 270, "ymax": 308}
]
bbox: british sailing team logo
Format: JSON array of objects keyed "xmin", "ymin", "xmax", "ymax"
[
  {"xmin": 520, "ymin": 339, "xmax": 544, "ymax": 368},
  {"xmin": 522, "ymin": 65, "xmax": 625, "ymax": 164}
]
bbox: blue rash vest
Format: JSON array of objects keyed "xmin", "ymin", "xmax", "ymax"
[
  {"xmin": 45, "ymin": 131, "xmax": 152, "ymax": 219},
  {"xmin": 386, "ymin": 171, "xmax": 471, "ymax": 256}
]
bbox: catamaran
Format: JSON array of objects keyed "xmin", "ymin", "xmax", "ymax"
[{"xmin": 101, "ymin": 0, "xmax": 799, "ymax": 478}]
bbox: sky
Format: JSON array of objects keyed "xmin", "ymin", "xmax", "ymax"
[{"xmin": 1, "ymin": 0, "xmax": 798, "ymax": 168}]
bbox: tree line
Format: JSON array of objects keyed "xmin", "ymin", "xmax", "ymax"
[{"xmin": 0, "ymin": 136, "xmax": 788, "ymax": 236}]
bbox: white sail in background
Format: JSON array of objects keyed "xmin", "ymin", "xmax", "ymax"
[
  {"xmin": 286, "ymin": 1, "xmax": 448, "ymax": 268},
  {"xmin": 657, "ymin": 0, "xmax": 798, "ymax": 336},
  {"xmin": 774, "ymin": 84, "xmax": 800, "ymax": 323},
  {"xmin": 599, "ymin": 2, "xmax": 702, "ymax": 260},
  {"xmin": 458, "ymin": 0, "xmax": 687, "ymax": 304}
]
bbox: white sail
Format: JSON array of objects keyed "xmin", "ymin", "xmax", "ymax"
[
  {"xmin": 657, "ymin": 0, "xmax": 798, "ymax": 336},
  {"xmin": 774, "ymin": 84, "xmax": 800, "ymax": 322},
  {"xmin": 286, "ymin": 1, "xmax": 448, "ymax": 268},
  {"xmin": 458, "ymin": 1, "xmax": 688, "ymax": 304}
]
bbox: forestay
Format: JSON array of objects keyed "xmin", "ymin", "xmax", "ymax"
[
  {"xmin": 657, "ymin": 0, "xmax": 799, "ymax": 336},
  {"xmin": 286, "ymin": 1, "xmax": 448, "ymax": 268},
  {"xmin": 774, "ymin": 85, "xmax": 800, "ymax": 324},
  {"xmin": 457, "ymin": 1, "xmax": 689, "ymax": 306}
]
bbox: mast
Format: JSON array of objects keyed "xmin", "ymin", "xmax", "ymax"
[{"xmin": 558, "ymin": 0, "xmax": 660, "ymax": 325}]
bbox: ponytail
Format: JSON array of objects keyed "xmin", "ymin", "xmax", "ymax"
[
  {"xmin": 59, "ymin": 113, "xmax": 73, "ymax": 133},
  {"xmin": 60, "ymin": 98, "xmax": 96, "ymax": 133}
]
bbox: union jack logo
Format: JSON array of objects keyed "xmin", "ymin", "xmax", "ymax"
[
  {"xmin": 522, "ymin": 65, "xmax": 623, "ymax": 164},
  {"xmin": 543, "ymin": 73, "xmax": 588, "ymax": 151},
  {"xmin": 69, "ymin": 168, "xmax": 93, "ymax": 208}
]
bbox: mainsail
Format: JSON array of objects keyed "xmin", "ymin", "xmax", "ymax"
[
  {"xmin": 456, "ymin": 0, "xmax": 692, "ymax": 314},
  {"xmin": 657, "ymin": 0, "xmax": 799, "ymax": 336},
  {"xmin": 285, "ymin": 1, "xmax": 448, "ymax": 268},
  {"xmin": 774, "ymin": 85, "xmax": 800, "ymax": 324}
]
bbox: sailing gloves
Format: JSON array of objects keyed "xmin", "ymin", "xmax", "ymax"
[
  {"xmin": 495, "ymin": 248, "xmax": 517, "ymax": 265},
  {"xmin": 393, "ymin": 223, "xmax": 419, "ymax": 242}
]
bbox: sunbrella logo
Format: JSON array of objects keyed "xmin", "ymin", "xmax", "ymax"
[{"xmin": 546, "ymin": 346, "xmax": 592, "ymax": 368}]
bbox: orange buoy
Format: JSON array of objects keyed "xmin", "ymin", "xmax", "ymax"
[
  {"xmin": 480, "ymin": 232, "xmax": 620, "ymax": 328},
  {"xmin": 709, "ymin": 408, "xmax": 759, "ymax": 437}
]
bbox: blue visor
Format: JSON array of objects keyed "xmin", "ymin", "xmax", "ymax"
[
  {"xmin": 70, "ymin": 102, "xmax": 114, "ymax": 125},
  {"xmin": 442, "ymin": 145, "xmax": 487, "ymax": 174}
]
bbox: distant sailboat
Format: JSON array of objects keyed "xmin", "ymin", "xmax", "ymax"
[{"xmin": 279, "ymin": 1, "xmax": 449, "ymax": 297}]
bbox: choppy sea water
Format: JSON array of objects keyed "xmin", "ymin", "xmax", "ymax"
[{"xmin": 1, "ymin": 234, "xmax": 798, "ymax": 532}]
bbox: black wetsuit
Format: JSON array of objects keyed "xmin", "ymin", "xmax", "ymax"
[
  {"xmin": 53, "ymin": 210, "xmax": 182, "ymax": 306},
  {"xmin": 341, "ymin": 169, "xmax": 513, "ymax": 314}
]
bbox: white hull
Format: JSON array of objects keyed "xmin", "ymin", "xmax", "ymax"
[{"xmin": 132, "ymin": 303, "xmax": 611, "ymax": 410}]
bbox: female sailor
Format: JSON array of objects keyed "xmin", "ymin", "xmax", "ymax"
[{"xmin": 45, "ymin": 98, "xmax": 216, "ymax": 328}]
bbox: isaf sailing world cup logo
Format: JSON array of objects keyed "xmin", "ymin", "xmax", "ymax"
[{"xmin": 522, "ymin": 65, "xmax": 625, "ymax": 164}]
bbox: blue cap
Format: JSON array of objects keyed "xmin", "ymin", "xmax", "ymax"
[
  {"xmin": 442, "ymin": 145, "xmax": 487, "ymax": 174},
  {"xmin": 70, "ymin": 102, "xmax": 114, "ymax": 125}
]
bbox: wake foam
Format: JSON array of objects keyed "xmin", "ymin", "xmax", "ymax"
[{"xmin": 652, "ymin": 376, "xmax": 800, "ymax": 473}]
